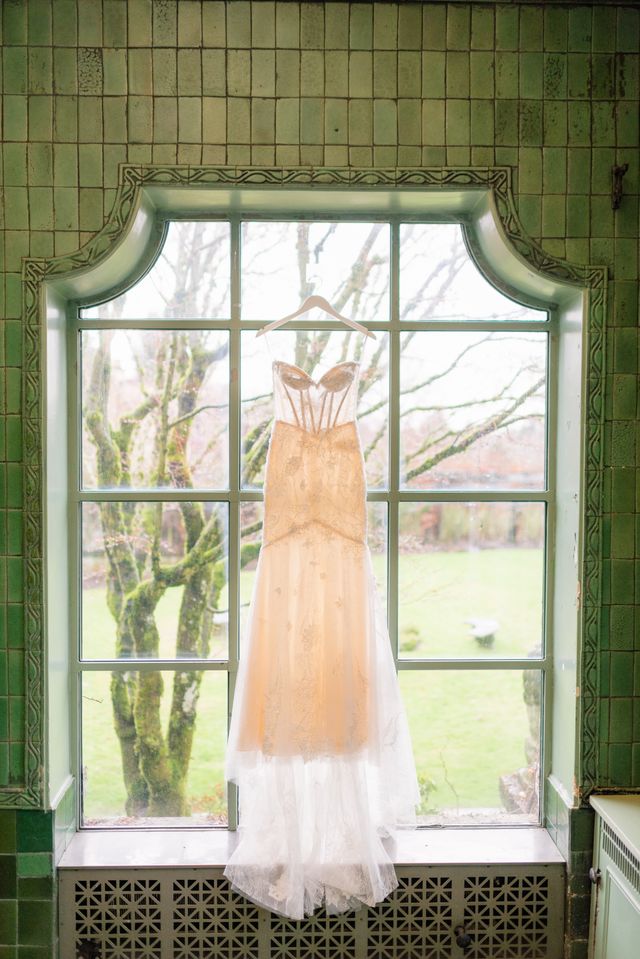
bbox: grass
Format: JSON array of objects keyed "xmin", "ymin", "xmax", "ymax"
[{"xmin": 81, "ymin": 548, "xmax": 542, "ymax": 823}]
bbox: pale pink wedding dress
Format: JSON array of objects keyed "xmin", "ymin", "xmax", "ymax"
[{"xmin": 224, "ymin": 359, "xmax": 419, "ymax": 920}]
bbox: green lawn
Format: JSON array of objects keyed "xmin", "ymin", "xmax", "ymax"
[{"xmin": 81, "ymin": 548, "xmax": 542, "ymax": 823}]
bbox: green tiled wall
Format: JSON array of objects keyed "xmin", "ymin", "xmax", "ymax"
[{"xmin": 1, "ymin": 1, "xmax": 639, "ymax": 954}]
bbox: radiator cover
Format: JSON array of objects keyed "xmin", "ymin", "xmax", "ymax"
[{"xmin": 59, "ymin": 864, "xmax": 564, "ymax": 958}]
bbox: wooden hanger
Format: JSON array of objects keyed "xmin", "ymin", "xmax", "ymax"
[{"xmin": 256, "ymin": 294, "xmax": 376, "ymax": 339}]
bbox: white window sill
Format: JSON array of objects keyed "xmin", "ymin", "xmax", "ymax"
[{"xmin": 58, "ymin": 827, "xmax": 565, "ymax": 871}]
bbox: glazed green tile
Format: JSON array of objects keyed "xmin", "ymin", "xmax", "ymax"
[
  {"xmin": 0, "ymin": 901, "xmax": 17, "ymax": 946},
  {"xmin": 398, "ymin": 145, "xmax": 422, "ymax": 166},
  {"xmin": 349, "ymin": 4, "xmax": 372, "ymax": 51},
  {"xmin": 494, "ymin": 52, "xmax": 518, "ymax": 99},
  {"xmin": 446, "ymin": 100, "xmax": 470, "ymax": 147},
  {"xmin": 151, "ymin": 0, "xmax": 175, "ymax": 46},
  {"xmin": 520, "ymin": 52, "xmax": 542, "ymax": 100},
  {"xmin": 3, "ymin": 0, "xmax": 27, "ymax": 45},
  {"xmin": 0, "ymin": 855, "xmax": 18, "ymax": 900},
  {"xmin": 0, "ymin": 701, "xmax": 7, "ymax": 742},
  {"xmin": 17, "ymin": 812, "xmax": 53, "ymax": 856},
  {"xmin": 4, "ymin": 48, "xmax": 27, "ymax": 95},
  {"xmin": 446, "ymin": 4, "xmax": 470, "ymax": 51},
  {"xmin": 4, "ymin": 188, "xmax": 28, "ymax": 230},
  {"xmin": 373, "ymin": 51, "xmax": 396, "ymax": 99},
  {"xmin": 566, "ymin": 196, "xmax": 588, "ymax": 239},
  {"xmin": 53, "ymin": 96, "xmax": 78, "ymax": 142},
  {"xmin": 568, "ymin": 102, "xmax": 591, "ymax": 147},
  {"xmin": 592, "ymin": 101, "xmax": 616, "ymax": 146},
  {"xmin": 300, "ymin": 3, "xmax": 323, "ymax": 50},
  {"xmin": 494, "ymin": 100, "xmax": 518, "ymax": 147},
  {"xmin": 0, "ymin": 812, "xmax": 16, "ymax": 855},
  {"xmin": 543, "ymin": 101, "xmax": 567, "ymax": 147},
  {"xmin": 611, "ymin": 514, "xmax": 635, "ymax": 560},
  {"xmin": 373, "ymin": 4, "xmax": 396, "ymax": 50},
  {"xmin": 397, "ymin": 51, "xmax": 420, "ymax": 98},
  {"xmin": 373, "ymin": 99, "xmax": 396, "ymax": 146},
  {"xmin": 421, "ymin": 51, "xmax": 445, "ymax": 98},
  {"xmin": 178, "ymin": 49, "xmax": 202, "ymax": 96},
  {"xmin": 202, "ymin": 97, "xmax": 225, "ymax": 144},
  {"xmin": 544, "ymin": 7, "xmax": 568, "ymax": 53},
  {"xmin": 78, "ymin": 144, "xmax": 103, "ymax": 187},
  {"xmin": 277, "ymin": 0, "xmax": 300, "ymax": 48},
  {"xmin": 542, "ymin": 147, "xmax": 566, "ymax": 194},
  {"xmin": 299, "ymin": 98, "xmax": 321, "ymax": 145},
  {"xmin": 27, "ymin": 0, "xmax": 51, "ymax": 45},
  {"xmin": 495, "ymin": 6, "xmax": 517, "ymax": 52},
  {"xmin": 53, "ymin": 143, "xmax": 78, "ymax": 188},
  {"xmin": 128, "ymin": 95, "xmax": 153, "ymax": 143},
  {"xmin": 612, "ymin": 375, "xmax": 637, "ymax": 423},
  {"xmin": 470, "ymin": 6, "xmax": 493, "ymax": 51},
  {"xmin": 103, "ymin": 0, "xmax": 127, "ymax": 46},
  {"xmin": 591, "ymin": 146, "xmax": 615, "ymax": 194},
  {"xmin": 616, "ymin": 7, "xmax": 640, "ymax": 54},
  {"xmin": 348, "ymin": 100, "xmax": 372, "ymax": 147},
  {"xmin": 3, "ymin": 96, "xmax": 28, "ymax": 142},
  {"xmin": 126, "ymin": 0, "xmax": 151, "ymax": 46},
  {"xmin": 470, "ymin": 100, "xmax": 493, "ymax": 146},
  {"xmin": 568, "ymin": 54, "xmax": 590, "ymax": 100},
  {"xmin": 202, "ymin": 1, "xmax": 225, "ymax": 47},
  {"xmin": 300, "ymin": 51, "xmax": 323, "ymax": 97},
  {"xmin": 5, "ymin": 419, "xmax": 21, "ymax": 466},
  {"xmin": 543, "ymin": 54, "xmax": 567, "ymax": 100},
  {"xmin": 323, "ymin": 51, "xmax": 348, "ymax": 96},
  {"xmin": 202, "ymin": 50, "xmax": 225, "ymax": 97},
  {"xmin": 178, "ymin": 0, "xmax": 203, "ymax": 47},
  {"xmin": 7, "ymin": 511, "xmax": 21, "ymax": 555},
  {"xmin": 398, "ymin": 4, "xmax": 421, "ymax": 51},
  {"xmin": 520, "ymin": 6, "xmax": 543, "ymax": 51},
  {"xmin": 228, "ymin": 50, "xmax": 251, "ymax": 97},
  {"xmin": 615, "ymin": 239, "xmax": 639, "ymax": 282},
  {"xmin": 6, "ymin": 467, "xmax": 22, "ymax": 509},
  {"xmin": 53, "ymin": 48, "xmax": 77, "ymax": 96},
  {"xmin": 610, "ymin": 650, "xmax": 634, "ymax": 695},
  {"xmin": 422, "ymin": 4, "xmax": 445, "ymax": 50},
  {"xmin": 421, "ymin": 100, "xmax": 444, "ymax": 146},
  {"xmin": 17, "ymin": 877, "xmax": 54, "ymax": 906},
  {"xmin": 609, "ymin": 697, "xmax": 633, "ymax": 744},
  {"xmin": 104, "ymin": 97, "xmax": 127, "ymax": 142},
  {"xmin": 275, "ymin": 98, "xmax": 299, "ymax": 144},
  {"xmin": 275, "ymin": 49, "xmax": 299, "ymax": 97},
  {"xmin": 28, "ymin": 48, "xmax": 52, "ymax": 96},
  {"xmin": 79, "ymin": 188, "xmax": 104, "ymax": 232},
  {"xmin": 518, "ymin": 195, "xmax": 542, "ymax": 238},
  {"xmin": 616, "ymin": 101, "xmax": 639, "ymax": 149},
  {"xmin": 349, "ymin": 51, "xmax": 372, "ymax": 98},
  {"xmin": 7, "ymin": 607, "xmax": 23, "ymax": 652},
  {"xmin": 470, "ymin": 51, "xmax": 494, "ymax": 99},
  {"xmin": 18, "ymin": 900, "xmax": 53, "ymax": 948},
  {"xmin": 518, "ymin": 148, "xmax": 542, "ymax": 194},
  {"xmin": 446, "ymin": 51, "xmax": 469, "ymax": 99},
  {"xmin": 227, "ymin": 98, "xmax": 250, "ymax": 143},
  {"xmin": 591, "ymin": 6, "xmax": 616, "ymax": 55},
  {"xmin": 128, "ymin": 49, "xmax": 152, "ymax": 96},
  {"xmin": 398, "ymin": 99, "xmax": 420, "ymax": 146},
  {"xmin": 518, "ymin": 101, "xmax": 542, "ymax": 147},
  {"xmin": 324, "ymin": 99, "xmax": 347, "ymax": 145},
  {"xmin": 3, "ymin": 145, "xmax": 27, "ymax": 187},
  {"xmin": 591, "ymin": 55, "xmax": 615, "ymax": 101},
  {"xmin": 9, "ymin": 699, "xmax": 23, "ymax": 743},
  {"xmin": 0, "ymin": 654, "xmax": 7, "ymax": 698},
  {"xmin": 7, "ymin": 650, "xmax": 22, "ymax": 694}
]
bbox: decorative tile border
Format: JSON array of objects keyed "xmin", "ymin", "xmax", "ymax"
[{"xmin": 14, "ymin": 164, "xmax": 606, "ymax": 806}]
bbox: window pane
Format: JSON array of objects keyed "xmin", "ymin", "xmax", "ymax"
[
  {"xmin": 399, "ymin": 670, "xmax": 541, "ymax": 825},
  {"xmin": 368, "ymin": 501, "xmax": 388, "ymax": 616},
  {"xmin": 82, "ymin": 670, "xmax": 227, "ymax": 826},
  {"xmin": 399, "ymin": 223, "xmax": 546, "ymax": 323},
  {"xmin": 81, "ymin": 329, "xmax": 229, "ymax": 489},
  {"xmin": 240, "ymin": 329, "xmax": 389, "ymax": 489},
  {"xmin": 400, "ymin": 332, "xmax": 547, "ymax": 490},
  {"xmin": 398, "ymin": 502, "xmax": 544, "ymax": 660},
  {"xmin": 239, "ymin": 501, "xmax": 264, "ymax": 641},
  {"xmin": 241, "ymin": 221, "xmax": 390, "ymax": 324},
  {"xmin": 81, "ymin": 502, "xmax": 229, "ymax": 660},
  {"xmin": 81, "ymin": 221, "xmax": 231, "ymax": 319}
]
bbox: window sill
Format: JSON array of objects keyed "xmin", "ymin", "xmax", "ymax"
[{"xmin": 58, "ymin": 827, "xmax": 565, "ymax": 871}]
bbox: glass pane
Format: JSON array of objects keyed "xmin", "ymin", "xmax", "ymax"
[
  {"xmin": 398, "ymin": 502, "xmax": 544, "ymax": 659},
  {"xmin": 239, "ymin": 501, "xmax": 264, "ymax": 641},
  {"xmin": 368, "ymin": 501, "xmax": 388, "ymax": 615},
  {"xmin": 400, "ymin": 670, "xmax": 541, "ymax": 825},
  {"xmin": 82, "ymin": 670, "xmax": 228, "ymax": 825},
  {"xmin": 81, "ymin": 221, "xmax": 231, "ymax": 319},
  {"xmin": 82, "ymin": 501, "xmax": 229, "ymax": 660},
  {"xmin": 240, "ymin": 329, "xmax": 389, "ymax": 489},
  {"xmin": 399, "ymin": 223, "xmax": 546, "ymax": 323},
  {"xmin": 81, "ymin": 329, "xmax": 229, "ymax": 489},
  {"xmin": 400, "ymin": 332, "xmax": 547, "ymax": 490},
  {"xmin": 241, "ymin": 221, "xmax": 390, "ymax": 324}
]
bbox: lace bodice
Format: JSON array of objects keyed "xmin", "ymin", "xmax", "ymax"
[{"xmin": 273, "ymin": 360, "xmax": 360, "ymax": 433}]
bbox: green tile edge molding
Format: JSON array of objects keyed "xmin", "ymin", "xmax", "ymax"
[{"xmin": 12, "ymin": 163, "xmax": 607, "ymax": 809}]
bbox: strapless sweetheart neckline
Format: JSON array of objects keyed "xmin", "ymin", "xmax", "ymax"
[{"xmin": 273, "ymin": 359, "xmax": 360, "ymax": 388}]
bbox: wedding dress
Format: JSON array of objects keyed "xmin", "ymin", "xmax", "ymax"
[{"xmin": 224, "ymin": 359, "xmax": 420, "ymax": 920}]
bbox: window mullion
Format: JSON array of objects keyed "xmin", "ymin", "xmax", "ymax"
[{"xmin": 388, "ymin": 222, "xmax": 401, "ymax": 665}]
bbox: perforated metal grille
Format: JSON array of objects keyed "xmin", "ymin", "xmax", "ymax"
[
  {"xmin": 74, "ymin": 877, "xmax": 162, "ymax": 958},
  {"xmin": 463, "ymin": 875, "xmax": 549, "ymax": 959},
  {"xmin": 368, "ymin": 875, "xmax": 454, "ymax": 958},
  {"xmin": 172, "ymin": 877, "xmax": 260, "ymax": 958},
  {"xmin": 269, "ymin": 907, "xmax": 357, "ymax": 958},
  {"xmin": 60, "ymin": 866, "xmax": 562, "ymax": 959},
  {"xmin": 602, "ymin": 820, "xmax": 640, "ymax": 895}
]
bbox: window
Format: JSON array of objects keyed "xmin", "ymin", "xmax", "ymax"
[{"xmin": 73, "ymin": 215, "xmax": 551, "ymax": 828}]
